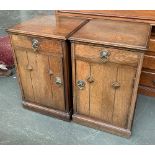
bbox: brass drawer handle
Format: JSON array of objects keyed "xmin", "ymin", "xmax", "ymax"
[
  {"xmin": 32, "ymin": 39, "xmax": 39, "ymax": 51},
  {"xmin": 100, "ymin": 50, "xmax": 110, "ymax": 63},
  {"xmin": 77, "ymin": 80, "xmax": 86, "ymax": 90},
  {"xmin": 25, "ymin": 64, "xmax": 33, "ymax": 71},
  {"xmin": 112, "ymin": 81, "xmax": 120, "ymax": 89},
  {"xmin": 55, "ymin": 77, "xmax": 62, "ymax": 86}
]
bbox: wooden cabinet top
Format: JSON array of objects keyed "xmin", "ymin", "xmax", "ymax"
[
  {"xmin": 7, "ymin": 15, "xmax": 88, "ymax": 40},
  {"xmin": 69, "ymin": 19, "xmax": 151, "ymax": 50}
]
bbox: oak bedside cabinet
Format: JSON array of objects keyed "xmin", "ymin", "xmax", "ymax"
[
  {"xmin": 69, "ymin": 19, "xmax": 151, "ymax": 137},
  {"xmin": 7, "ymin": 15, "xmax": 88, "ymax": 121}
]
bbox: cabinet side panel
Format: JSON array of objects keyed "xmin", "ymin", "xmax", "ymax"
[
  {"xmin": 15, "ymin": 49, "xmax": 34, "ymax": 102},
  {"xmin": 76, "ymin": 60, "xmax": 90, "ymax": 115},
  {"xmin": 49, "ymin": 56, "xmax": 65, "ymax": 111},
  {"xmin": 112, "ymin": 65, "xmax": 136, "ymax": 128}
]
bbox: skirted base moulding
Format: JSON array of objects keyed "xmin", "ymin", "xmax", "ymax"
[
  {"xmin": 22, "ymin": 101, "xmax": 72, "ymax": 122},
  {"xmin": 72, "ymin": 114, "xmax": 131, "ymax": 138}
]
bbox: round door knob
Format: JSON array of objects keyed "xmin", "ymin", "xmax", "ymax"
[
  {"xmin": 112, "ymin": 81, "xmax": 120, "ymax": 89},
  {"xmin": 32, "ymin": 39, "xmax": 39, "ymax": 51}
]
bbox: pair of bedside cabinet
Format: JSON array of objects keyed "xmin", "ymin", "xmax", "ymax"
[{"xmin": 7, "ymin": 15, "xmax": 151, "ymax": 137}]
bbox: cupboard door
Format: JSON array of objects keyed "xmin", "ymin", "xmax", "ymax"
[
  {"xmin": 49, "ymin": 56, "xmax": 65, "ymax": 111},
  {"xmin": 15, "ymin": 49, "xmax": 35, "ymax": 102},
  {"xmin": 112, "ymin": 65, "xmax": 136, "ymax": 128},
  {"xmin": 75, "ymin": 60, "xmax": 117, "ymax": 123},
  {"xmin": 89, "ymin": 63, "xmax": 117, "ymax": 123},
  {"xmin": 27, "ymin": 51, "xmax": 54, "ymax": 108},
  {"xmin": 75, "ymin": 59, "xmax": 136, "ymax": 127},
  {"xmin": 27, "ymin": 51, "xmax": 65, "ymax": 111},
  {"xmin": 15, "ymin": 49, "xmax": 65, "ymax": 111},
  {"xmin": 76, "ymin": 60, "xmax": 90, "ymax": 115}
]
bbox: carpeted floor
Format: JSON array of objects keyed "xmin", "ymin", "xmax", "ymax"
[{"xmin": 0, "ymin": 75, "xmax": 155, "ymax": 144}]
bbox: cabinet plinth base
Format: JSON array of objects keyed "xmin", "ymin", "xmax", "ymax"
[
  {"xmin": 23, "ymin": 101, "xmax": 72, "ymax": 121},
  {"xmin": 72, "ymin": 114, "xmax": 131, "ymax": 138}
]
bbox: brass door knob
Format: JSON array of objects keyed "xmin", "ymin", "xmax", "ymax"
[
  {"xmin": 32, "ymin": 39, "xmax": 39, "ymax": 51},
  {"xmin": 112, "ymin": 81, "xmax": 120, "ymax": 89},
  {"xmin": 100, "ymin": 50, "xmax": 110, "ymax": 63},
  {"xmin": 77, "ymin": 80, "xmax": 86, "ymax": 90}
]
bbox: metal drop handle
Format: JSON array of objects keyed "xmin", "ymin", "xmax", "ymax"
[
  {"xmin": 32, "ymin": 39, "xmax": 39, "ymax": 51},
  {"xmin": 77, "ymin": 80, "xmax": 86, "ymax": 90},
  {"xmin": 55, "ymin": 77, "xmax": 62, "ymax": 86},
  {"xmin": 100, "ymin": 50, "xmax": 110, "ymax": 63}
]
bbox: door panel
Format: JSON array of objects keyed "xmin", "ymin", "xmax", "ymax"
[
  {"xmin": 27, "ymin": 51, "xmax": 54, "ymax": 108},
  {"xmin": 15, "ymin": 48, "xmax": 65, "ymax": 110},
  {"xmin": 112, "ymin": 66, "xmax": 136, "ymax": 128},
  {"xmin": 49, "ymin": 56, "xmax": 65, "ymax": 111},
  {"xmin": 75, "ymin": 58, "xmax": 136, "ymax": 128},
  {"xmin": 100, "ymin": 63, "xmax": 117, "ymax": 123},
  {"xmin": 76, "ymin": 60, "xmax": 90, "ymax": 115},
  {"xmin": 89, "ymin": 63, "xmax": 103, "ymax": 119},
  {"xmin": 90, "ymin": 63, "xmax": 117, "ymax": 123},
  {"xmin": 15, "ymin": 49, "xmax": 35, "ymax": 102}
]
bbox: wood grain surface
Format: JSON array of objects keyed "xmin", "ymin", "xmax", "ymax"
[
  {"xmin": 70, "ymin": 19, "xmax": 150, "ymax": 50},
  {"xmin": 8, "ymin": 15, "xmax": 88, "ymax": 39}
]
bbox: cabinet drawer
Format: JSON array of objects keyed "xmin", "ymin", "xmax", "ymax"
[
  {"xmin": 143, "ymin": 55, "xmax": 155, "ymax": 70},
  {"xmin": 149, "ymin": 38, "xmax": 155, "ymax": 52},
  {"xmin": 75, "ymin": 44, "xmax": 139, "ymax": 67},
  {"xmin": 11, "ymin": 35, "xmax": 62, "ymax": 54},
  {"xmin": 140, "ymin": 71, "xmax": 155, "ymax": 88}
]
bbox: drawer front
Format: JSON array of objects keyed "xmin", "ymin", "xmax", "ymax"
[
  {"xmin": 143, "ymin": 55, "xmax": 155, "ymax": 70},
  {"xmin": 74, "ymin": 43, "xmax": 140, "ymax": 67},
  {"xmin": 140, "ymin": 71, "xmax": 155, "ymax": 88},
  {"xmin": 149, "ymin": 38, "xmax": 155, "ymax": 52},
  {"xmin": 11, "ymin": 35, "xmax": 62, "ymax": 54}
]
